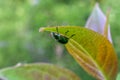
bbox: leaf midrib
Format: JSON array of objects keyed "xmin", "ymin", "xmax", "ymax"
[{"xmin": 68, "ymin": 39, "xmax": 108, "ymax": 80}]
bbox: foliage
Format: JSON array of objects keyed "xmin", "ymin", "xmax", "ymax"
[
  {"xmin": 41, "ymin": 26, "xmax": 118, "ymax": 80},
  {"xmin": 0, "ymin": 63, "xmax": 80, "ymax": 80},
  {"xmin": 0, "ymin": 0, "xmax": 120, "ymax": 80}
]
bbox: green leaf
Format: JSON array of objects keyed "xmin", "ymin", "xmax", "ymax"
[
  {"xmin": 117, "ymin": 73, "xmax": 120, "ymax": 80},
  {"xmin": 40, "ymin": 26, "xmax": 118, "ymax": 80},
  {"xmin": 0, "ymin": 63, "xmax": 80, "ymax": 80}
]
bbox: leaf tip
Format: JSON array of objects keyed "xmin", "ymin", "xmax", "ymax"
[{"xmin": 39, "ymin": 27, "xmax": 45, "ymax": 32}]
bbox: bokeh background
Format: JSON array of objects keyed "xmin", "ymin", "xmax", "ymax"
[{"xmin": 0, "ymin": 0, "xmax": 120, "ymax": 80}]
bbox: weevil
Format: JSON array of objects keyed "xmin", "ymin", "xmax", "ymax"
[{"xmin": 51, "ymin": 27, "xmax": 75, "ymax": 44}]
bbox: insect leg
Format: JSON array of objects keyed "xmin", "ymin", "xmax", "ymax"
[
  {"xmin": 56, "ymin": 27, "xmax": 59, "ymax": 34},
  {"xmin": 69, "ymin": 34, "xmax": 75, "ymax": 38},
  {"xmin": 65, "ymin": 30, "xmax": 69, "ymax": 35}
]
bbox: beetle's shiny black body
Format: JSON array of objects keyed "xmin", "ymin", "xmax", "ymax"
[
  {"xmin": 51, "ymin": 27, "xmax": 75, "ymax": 44},
  {"xmin": 52, "ymin": 32, "xmax": 69, "ymax": 44}
]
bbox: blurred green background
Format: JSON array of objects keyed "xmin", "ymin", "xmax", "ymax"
[{"xmin": 0, "ymin": 0, "xmax": 120, "ymax": 80}]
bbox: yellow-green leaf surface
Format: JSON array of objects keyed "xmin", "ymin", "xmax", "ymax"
[
  {"xmin": 0, "ymin": 63, "xmax": 80, "ymax": 80},
  {"xmin": 40, "ymin": 26, "xmax": 118, "ymax": 80}
]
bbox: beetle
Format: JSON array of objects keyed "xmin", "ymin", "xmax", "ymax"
[{"xmin": 51, "ymin": 27, "xmax": 75, "ymax": 44}]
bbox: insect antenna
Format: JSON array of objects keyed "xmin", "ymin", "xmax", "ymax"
[
  {"xmin": 65, "ymin": 30, "xmax": 69, "ymax": 35},
  {"xmin": 69, "ymin": 34, "xmax": 75, "ymax": 38}
]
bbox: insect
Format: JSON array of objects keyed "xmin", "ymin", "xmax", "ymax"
[{"xmin": 51, "ymin": 27, "xmax": 75, "ymax": 44}]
